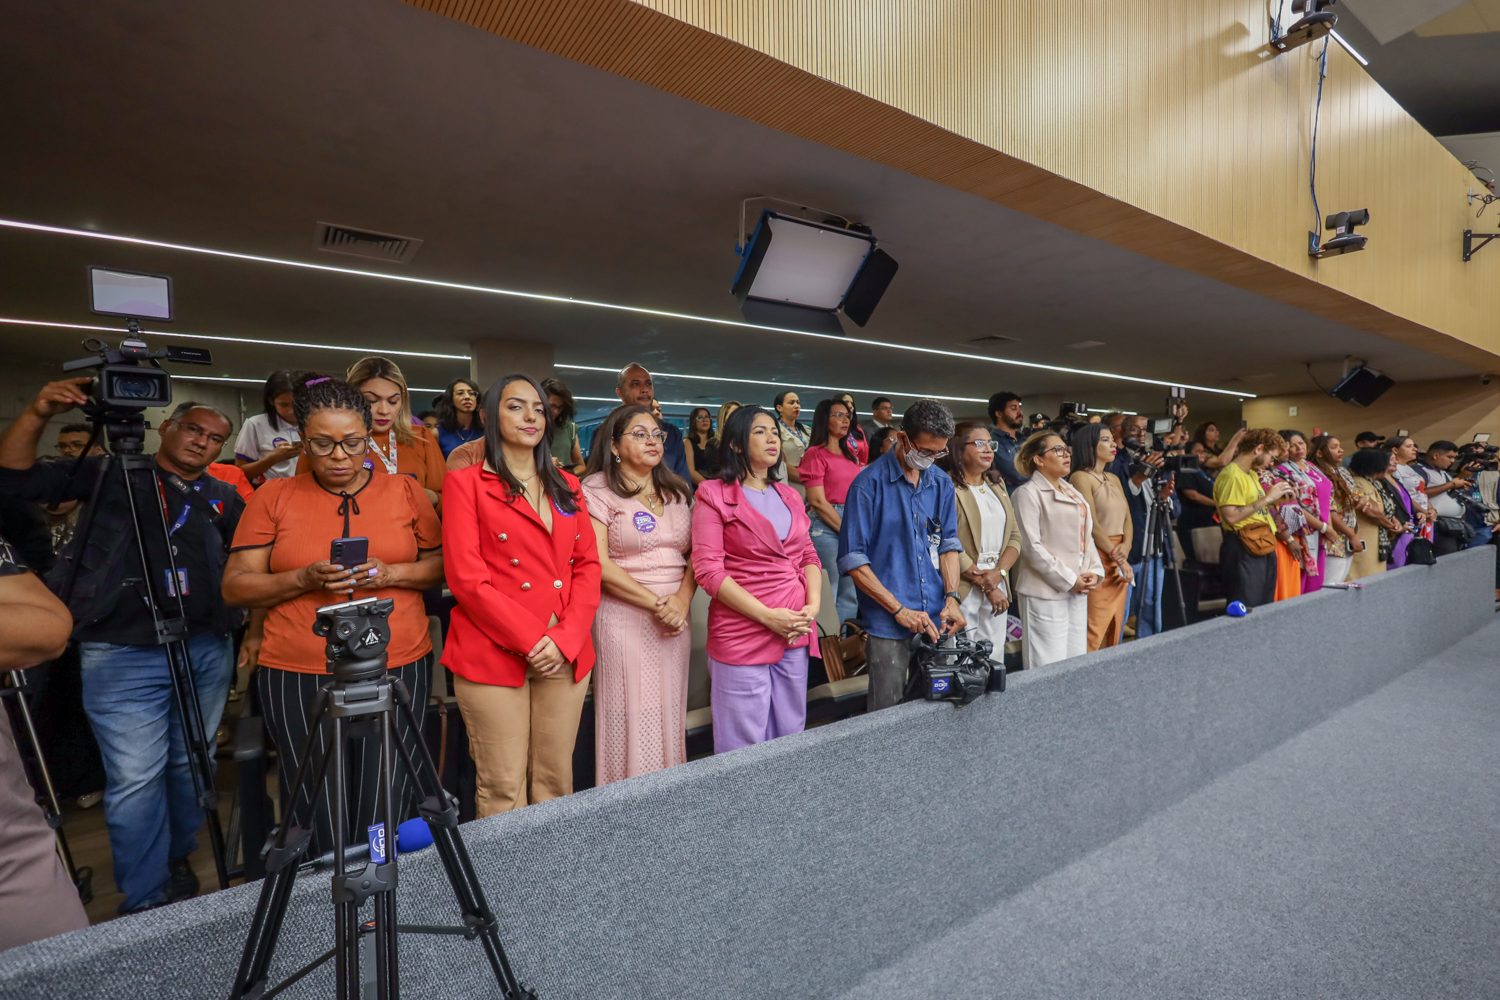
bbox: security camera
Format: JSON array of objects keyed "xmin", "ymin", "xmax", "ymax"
[
  {"xmin": 1270, "ymin": 0, "xmax": 1338, "ymax": 52},
  {"xmin": 1310, "ymin": 209, "xmax": 1368, "ymax": 258}
]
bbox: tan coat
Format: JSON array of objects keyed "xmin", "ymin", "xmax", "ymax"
[
  {"xmin": 953, "ymin": 479, "xmax": 1023, "ymax": 602},
  {"xmin": 1012, "ymin": 471, "xmax": 1105, "ymax": 600}
]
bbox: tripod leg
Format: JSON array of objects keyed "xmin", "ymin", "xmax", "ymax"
[
  {"xmin": 329, "ymin": 715, "xmax": 352, "ymax": 1000},
  {"xmin": 228, "ymin": 688, "xmax": 338, "ymax": 1000},
  {"xmin": 390, "ymin": 680, "xmax": 530, "ymax": 999},
  {"xmin": 163, "ymin": 639, "xmax": 231, "ymax": 889},
  {"xmin": 374, "ymin": 708, "xmax": 399, "ymax": 1000}
]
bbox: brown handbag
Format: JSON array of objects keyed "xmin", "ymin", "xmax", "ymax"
[
  {"xmin": 1234, "ymin": 520, "xmax": 1277, "ymax": 556},
  {"xmin": 819, "ymin": 622, "xmax": 868, "ymax": 683}
]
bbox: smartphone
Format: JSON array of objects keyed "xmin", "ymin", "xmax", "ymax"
[
  {"xmin": 1474, "ymin": 433, "xmax": 1491, "ymax": 444},
  {"xmin": 330, "ymin": 536, "xmax": 368, "ymax": 570},
  {"xmin": 1239, "ymin": 420, "xmax": 1248, "ymax": 431},
  {"xmin": 1398, "ymin": 428, "xmax": 1409, "ymax": 438}
]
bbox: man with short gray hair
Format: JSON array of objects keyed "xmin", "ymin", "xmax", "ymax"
[{"xmin": 838, "ymin": 398, "xmax": 966, "ymax": 712}]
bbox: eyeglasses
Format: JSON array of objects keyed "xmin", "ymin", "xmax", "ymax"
[
  {"xmin": 306, "ymin": 437, "xmax": 370, "ymax": 457},
  {"xmin": 966, "ymin": 440, "xmax": 997, "ymax": 452},
  {"xmin": 178, "ymin": 422, "xmax": 228, "ymax": 447},
  {"xmin": 623, "ymin": 429, "xmax": 667, "ymax": 444},
  {"xmin": 1044, "ymin": 445, "xmax": 1071, "ymax": 458}
]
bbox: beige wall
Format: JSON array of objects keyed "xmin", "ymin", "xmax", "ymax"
[{"xmin": 1240, "ymin": 377, "xmax": 1500, "ymax": 450}]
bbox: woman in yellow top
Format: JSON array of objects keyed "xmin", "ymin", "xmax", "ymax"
[
  {"xmin": 1068, "ymin": 423, "xmax": 1133, "ymax": 650},
  {"xmin": 294, "ymin": 357, "xmax": 446, "ymax": 509}
]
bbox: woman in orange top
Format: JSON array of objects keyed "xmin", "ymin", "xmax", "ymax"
[
  {"xmin": 294, "ymin": 357, "xmax": 446, "ymax": 509},
  {"xmin": 223, "ymin": 376, "xmax": 443, "ymax": 856},
  {"xmin": 442, "ymin": 373, "xmax": 601, "ymax": 816}
]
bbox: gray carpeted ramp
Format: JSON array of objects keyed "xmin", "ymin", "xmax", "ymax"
[
  {"xmin": 0, "ymin": 549, "xmax": 1493, "ymax": 999},
  {"xmin": 840, "ymin": 620, "xmax": 1500, "ymax": 999}
]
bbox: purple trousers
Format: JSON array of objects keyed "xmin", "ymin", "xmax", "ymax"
[{"xmin": 708, "ymin": 647, "xmax": 808, "ymax": 753}]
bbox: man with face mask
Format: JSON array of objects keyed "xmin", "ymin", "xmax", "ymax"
[{"xmin": 838, "ymin": 399, "xmax": 967, "ymax": 712}]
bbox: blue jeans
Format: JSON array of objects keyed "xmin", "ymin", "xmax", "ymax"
[
  {"xmin": 79, "ymin": 632, "xmax": 234, "ymax": 911},
  {"xmin": 1125, "ymin": 557, "xmax": 1164, "ymax": 637},
  {"xmin": 808, "ymin": 506, "xmax": 859, "ymax": 627}
]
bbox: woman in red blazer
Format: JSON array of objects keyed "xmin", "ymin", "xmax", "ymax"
[
  {"xmin": 442, "ymin": 373, "xmax": 601, "ymax": 816},
  {"xmin": 691, "ymin": 406, "xmax": 821, "ymax": 754}
]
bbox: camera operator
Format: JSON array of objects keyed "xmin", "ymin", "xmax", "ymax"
[
  {"xmin": 839, "ymin": 399, "xmax": 966, "ymax": 712},
  {"xmin": 1412, "ymin": 441, "xmax": 1473, "ymax": 557},
  {"xmin": 1110, "ymin": 416, "xmax": 1179, "ymax": 637},
  {"xmin": 0, "ymin": 380, "xmax": 245, "ymax": 914},
  {"xmin": 0, "ymin": 531, "xmax": 89, "ymax": 948}
]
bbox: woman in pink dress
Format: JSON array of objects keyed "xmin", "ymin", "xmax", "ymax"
[{"xmin": 581, "ymin": 405, "xmax": 696, "ymax": 785}]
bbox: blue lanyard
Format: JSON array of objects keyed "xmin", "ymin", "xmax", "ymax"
[{"xmin": 158, "ymin": 476, "xmax": 203, "ymax": 536}]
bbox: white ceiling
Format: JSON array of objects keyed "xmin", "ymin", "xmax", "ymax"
[{"xmin": 0, "ymin": 0, "xmax": 1478, "ymax": 423}]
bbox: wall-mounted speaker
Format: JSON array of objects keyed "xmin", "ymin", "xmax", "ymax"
[{"xmin": 1330, "ymin": 365, "xmax": 1394, "ymax": 407}]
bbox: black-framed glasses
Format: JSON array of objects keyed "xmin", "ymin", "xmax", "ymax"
[
  {"xmin": 306, "ymin": 437, "xmax": 370, "ymax": 457},
  {"xmin": 1044, "ymin": 445, "xmax": 1071, "ymax": 458}
]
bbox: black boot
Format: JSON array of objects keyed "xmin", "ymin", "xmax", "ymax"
[{"xmin": 165, "ymin": 857, "xmax": 199, "ymax": 903}]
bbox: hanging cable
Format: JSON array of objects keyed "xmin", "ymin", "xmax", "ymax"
[{"xmin": 1309, "ymin": 38, "xmax": 1330, "ymax": 236}]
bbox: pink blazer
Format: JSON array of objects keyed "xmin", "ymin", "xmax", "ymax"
[{"xmin": 691, "ymin": 480, "xmax": 821, "ymax": 666}]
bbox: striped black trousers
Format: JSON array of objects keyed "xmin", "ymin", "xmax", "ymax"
[{"xmin": 255, "ymin": 655, "xmax": 431, "ymax": 859}]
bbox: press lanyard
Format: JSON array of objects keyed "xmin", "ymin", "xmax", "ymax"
[
  {"xmin": 156, "ymin": 474, "xmax": 203, "ymax": 536},
  {"xmin": 371, "ymin": 430, "xmax": 398, "ymax": 475}
]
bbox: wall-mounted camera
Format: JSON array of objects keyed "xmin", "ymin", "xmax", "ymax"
[
  {"xmin": 1310, "ymin": 209, "xmax": 1368, "ymax": 258},
  {"xmin": 1267, "ymin": 0, "xmax": 1338, "ymax": 54}
]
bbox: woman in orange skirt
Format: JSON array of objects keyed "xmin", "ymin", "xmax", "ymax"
[{"xmin": 1068, "ymin": 423, "xmax": 1134, "ymax": 649}]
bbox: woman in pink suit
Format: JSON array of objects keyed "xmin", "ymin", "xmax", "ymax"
[
  {"xmin": 442, "ymin": 373, "xmax": 601, "ymax": 816},
  {"xmin": 581, "ymin": 405, "xmax": 696, "ymax": 784},
  {"xmin": 691, "ymin": 406, "xmax": 822, "ymax": 753}
]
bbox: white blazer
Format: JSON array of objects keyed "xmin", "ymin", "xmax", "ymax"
[{"xmin": 1012, "ymin": 471, "xmax": 1105, "ymax": 600}]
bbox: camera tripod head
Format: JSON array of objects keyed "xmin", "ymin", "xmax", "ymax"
[{"xmin": 314, "ymin": 596, "xmax": 394, "ymax": 682}]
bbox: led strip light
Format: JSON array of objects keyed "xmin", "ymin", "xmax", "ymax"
[
  {"xmin": 0, "ymin": 316, "xmax": 1144, "ymax": 412},
  {"xmin": 0, "ymin": 217, "xmax": 1253, "ymax": 398}
]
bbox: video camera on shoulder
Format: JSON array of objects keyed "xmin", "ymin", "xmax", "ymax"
[{"xmin": 907, "ymin": 631, "xmax": 1000, "ymax": 706}]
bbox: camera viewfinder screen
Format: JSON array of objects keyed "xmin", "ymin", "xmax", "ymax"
[{"xmin": 89, "ymin": 267, "xmax": 172, "ymax": 321}]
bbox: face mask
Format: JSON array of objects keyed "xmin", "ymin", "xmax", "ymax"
[{"xmin": 904, "ymin": 447, "xmax": 936, "ymax": 471}]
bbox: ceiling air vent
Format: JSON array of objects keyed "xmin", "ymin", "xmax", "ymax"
[
  {"xmin": 314, "ymin": 222, "xmax": 423, "ymax": 264},
  {"xmin": 958, "ymin": 335, "xmax": 1020, "ymax": 349}
]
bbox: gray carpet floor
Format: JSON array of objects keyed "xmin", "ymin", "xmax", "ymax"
[{"xmin": 839, "ymin": 617, "xmax": 1500, "ymax": 1000}]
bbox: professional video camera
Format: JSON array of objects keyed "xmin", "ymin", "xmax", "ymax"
[
  {"xmin": 1457, "ymin": 444, "xmax": 1500, "ymax": 474},
  {"xmin": 907, "ymin": 632, "xmax": 999, "ymax": 706},
  {"xmin": 62, "ymin": 335, "xmax": 210, "ymax": 417}
]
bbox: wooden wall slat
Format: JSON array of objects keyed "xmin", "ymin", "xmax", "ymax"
[{"xmin": 397, "ymin": 0, "xmax": 1500, "ymax": 371}]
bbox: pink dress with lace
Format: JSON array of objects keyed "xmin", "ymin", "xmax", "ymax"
[{"xmin": 581, "ymin": 473, "xmax": 692, "ymax": 785}]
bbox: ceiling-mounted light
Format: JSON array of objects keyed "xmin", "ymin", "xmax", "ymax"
[{"xmin": 731, "ymin": 210, "xmax": 898, "ymax": 331}]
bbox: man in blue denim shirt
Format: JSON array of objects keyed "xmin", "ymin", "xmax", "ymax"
[{"xmin": 838, "ymin": 399, "xmax": 966, "ymax": 711}]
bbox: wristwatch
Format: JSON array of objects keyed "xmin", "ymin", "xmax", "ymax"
[{"xmin": 943, "ymin": 590, "xmax": 961, "ymax": 603}]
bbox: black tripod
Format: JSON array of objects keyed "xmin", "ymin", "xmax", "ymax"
[
  {"xmin": 228, "ymin": 596, "xmax": 533, "ymax": 1000},
  {"xmin": 61, "ymin": 410, "xmax": 232, "ymax": 889},
  {"xmin": 1129, "ymin": 481, "xmax": 1190, "ymax": 634},
  {"xmin": 0, "ymin": 668, "xmax": 93, "ymax": 902}
]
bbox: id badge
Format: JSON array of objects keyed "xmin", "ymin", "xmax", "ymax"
[{"xmin": 163, "ymin": 568, "xmax": 189, "ymax": 597}]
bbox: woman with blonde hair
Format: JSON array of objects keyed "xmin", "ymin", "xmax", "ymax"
[{"xmin": 294, "ymin": 357, "xmax": 446, "ymax": 508}]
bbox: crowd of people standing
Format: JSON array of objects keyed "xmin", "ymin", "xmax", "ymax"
[{"xmin": 2, "ymin": 356, "xmax": 1494, "ymax": 931}]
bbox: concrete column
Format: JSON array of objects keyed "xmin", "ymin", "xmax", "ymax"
[{"xmin": 468, "ymin": 338, "xmax": 555, "ymax": 392}]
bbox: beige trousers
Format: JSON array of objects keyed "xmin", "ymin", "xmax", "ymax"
[{"xmin": 453, "ymin": 668, "xmax": 589, "ymax": 817}]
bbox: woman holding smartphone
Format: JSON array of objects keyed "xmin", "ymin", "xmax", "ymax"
[{"xmin": 222, "ymin": 375, "xmax": 443, "ymax": 857}]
